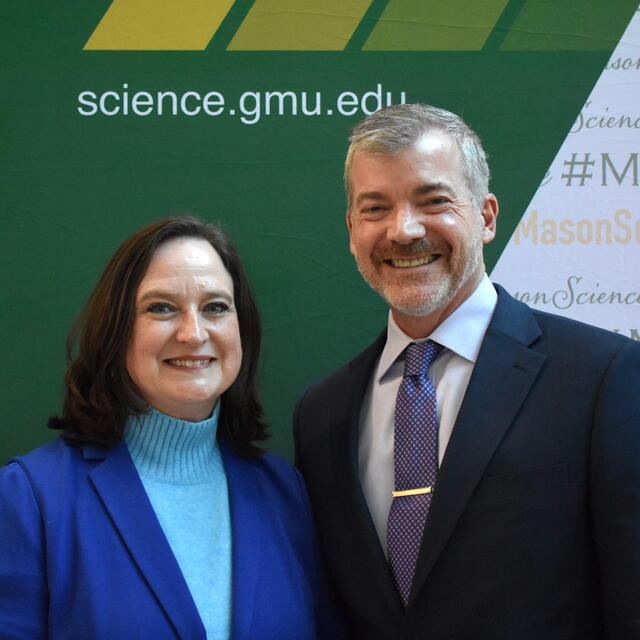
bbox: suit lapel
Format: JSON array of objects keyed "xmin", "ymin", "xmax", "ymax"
[
  {"xmin": 87, "ymin": 442, "xmax": 205, "ymax": 640},
  {"xmin": 330, "ymin": 333, "xmax": 406, "ymax": 618},
  {"xmin": 222, "ymin": 446, "xmax": 262, "ymax": 640},
  {"xmin": 410, "ymin": 287, "xmax": 546, "ymax": 603}
]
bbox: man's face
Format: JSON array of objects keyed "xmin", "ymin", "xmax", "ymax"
[{"xmin": 346, "ymin": 131, "xmax": 498, "ymax": 335}]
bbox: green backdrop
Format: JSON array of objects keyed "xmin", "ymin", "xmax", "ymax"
[{"xmin": 2, "ymin": 0, "xmax": 637, "ymax": 462}]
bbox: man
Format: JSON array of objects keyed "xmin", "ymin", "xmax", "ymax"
[{"xmin": 294, "ymin": 104, "xmax": 640, "ymax": 639}]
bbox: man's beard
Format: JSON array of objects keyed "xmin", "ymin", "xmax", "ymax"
[{"xmin": 355, "ymin": 236, "xmax": 483, "ymax": 318}]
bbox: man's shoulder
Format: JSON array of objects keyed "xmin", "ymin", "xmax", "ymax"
[
  {"xmin": 494, "ymin": 283, "xmax": 639, "ymax": 356},
  {"xmin": 531, "ymin": 306, "xmax": 629, "ymax": 340},
  {"xmin": 293, "ymin": 334, "xmax": 386, "ymax": 462}
]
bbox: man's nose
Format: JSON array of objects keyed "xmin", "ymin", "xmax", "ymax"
[
  {"xmin": 176, "ymin": 310, "xmax": 207, "ymax": 344},
  {"xmin": 387, "ymin": 205, "xmax": 426, "ymax": 244}
]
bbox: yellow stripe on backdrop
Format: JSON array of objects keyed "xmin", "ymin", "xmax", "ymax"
[
  {"xmin": 228, "ymin": 0, "xmax": 373, "ymax": 50},
  {"xmin": 84, "ymin": 0, "xmax": 236, "ymax": 50}
]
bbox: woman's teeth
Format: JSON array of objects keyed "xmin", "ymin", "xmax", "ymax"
[{"xmin": 167, "ymin": 359, "xmax": 211, "ymax": 367}]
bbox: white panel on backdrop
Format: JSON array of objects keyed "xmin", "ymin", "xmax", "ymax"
[{"xmin": 491, "ymin": 6, "xmax": 640, "ymax": 341}]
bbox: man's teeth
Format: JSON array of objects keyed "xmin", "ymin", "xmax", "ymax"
[
  {"xmin": 167, "ymin": 359, "xmax": 211, "ymax": 368},
  {"xmin": 390, "ymin": 255, "xmax": 437, "ymax": 268}
]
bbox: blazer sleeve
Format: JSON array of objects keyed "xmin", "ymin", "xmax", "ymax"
[
  {"xmin": 0, "ymin": 462, "xmax": 47, "ymax": 640},
  {"xmin": 290, "ymin": 467, "xmax": 347, "ymax": 640},
  {"xmin": 590, "ymin": 338, "xmax": 640, "ymax": 636}
]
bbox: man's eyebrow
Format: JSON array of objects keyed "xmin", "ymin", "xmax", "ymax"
[
  {"xmin": 355, "ymin": 191, "xmax": 386, "ymax": 206},
  {"xmin": 413, "ymin": 182, "xmax": 452, "ymax": 195},
  {"xmin": 355, "ymin": 183, "xmax": 454, "ymax": 206}
]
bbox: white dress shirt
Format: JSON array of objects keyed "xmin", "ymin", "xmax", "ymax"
[{"xmin": 358, "ymin": 275, "xmax": 498, "ymax": 553}]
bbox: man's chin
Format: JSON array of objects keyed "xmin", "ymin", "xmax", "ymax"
[
  {"xmin": 387, "ymin": 298, "xmax": 444, "ymax": 318},
  {"xmin": 380, "ymin": 286, "xmax": 451, "ymax": 318}
]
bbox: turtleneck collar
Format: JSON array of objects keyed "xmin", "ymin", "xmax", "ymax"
[{"xmin": 124, "ymin": 404, "xmax": 222, "ymax": 484}]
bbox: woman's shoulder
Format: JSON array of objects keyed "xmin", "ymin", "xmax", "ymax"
[
  {"xmin": 0, "ymin": 440, "xmax": 78, "ymax": 517},
  {"xmin": 5, "ymin": 438, "xmax": 82, "ymax": 473},
  {"xmin": 222, "ymin": 445, "xmax": 297, "ymax": 475},
  {"xmin": 258, "ymin": 451, "xmax": 300, "ymax": 476},
  {"xmin": 2, "ymin": 438, "xmax": 111, "ymax": 492},
  {"xmin": 223, "ymin": 447, "xmax": 310, "ymax": 511}
]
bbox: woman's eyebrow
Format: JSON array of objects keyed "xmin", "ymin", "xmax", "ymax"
[{"xmin": 137, "ymin": 288, "xmax": 232, "ymax": 303}]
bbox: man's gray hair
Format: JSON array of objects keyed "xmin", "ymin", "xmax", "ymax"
[{"xmin": 345, "ymin": 103, "xmax": 490, "ymax": 208}]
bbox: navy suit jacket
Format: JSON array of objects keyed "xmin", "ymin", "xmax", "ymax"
[
  {"xmin": 0, "ymin": 437, "xmax": 342, "ymax": 639},
  {"xmin": 294, "ymin": 285, "xmax": 640, "ymax": 639}
]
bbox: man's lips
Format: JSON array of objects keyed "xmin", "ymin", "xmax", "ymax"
[
  {"xmin": 164, "ymin": 357, "xmax": 214, "ymax": 368},
  {"xmin": 383, "ymin": 253, "xmax": 441, "ymax": 268}
]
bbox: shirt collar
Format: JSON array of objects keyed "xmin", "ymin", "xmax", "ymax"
[{"xmin": 376, "ymin": 274, "xmax": 497, "ymax": 382}]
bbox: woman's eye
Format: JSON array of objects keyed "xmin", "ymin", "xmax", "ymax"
[
  {"xmin": 204, "ymin": 301, "xmax": 230, "ymax": 314},
  {"xmin": 146, "ymin": 302, "xmax": 174, "ymax": 314}
]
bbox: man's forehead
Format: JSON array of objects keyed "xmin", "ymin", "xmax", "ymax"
[
  {"xmin": 354, "ymin": 130, "xmax": 458, "ymax": 164},
  {"xmin": 413, "ymin": 130, "xmax": 458, "ymax": 156},
  {"xmin": 352, "ymin": 132, "xmax": 461, "ymax": 180}
]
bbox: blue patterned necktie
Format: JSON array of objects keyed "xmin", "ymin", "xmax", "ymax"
[{"xmin": 387, "ymin": 340, "xmax": 444, "ymax": 606}]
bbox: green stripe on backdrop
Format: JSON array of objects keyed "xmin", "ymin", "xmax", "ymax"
[
  {"xmin": 345, "ymin": 0, "xmax": 393, "ymax": 51},
  {"xmin": 363, "ymin": 0, "xmax": 511, "ymax": 50},
  {"xmin": 483, "ymin": 0, "xmax": 528, "ymax": 51},
  {"xmin": 502, "ymin": 0, "xmax": 637, "ymax": 50},
  {"xmin": 208, "ymin": 0, "xmax": 258, "ymax": 51}
]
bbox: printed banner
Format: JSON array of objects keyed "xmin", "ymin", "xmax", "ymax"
[{"xmin": 492, "ymin": 6, "xmax": 640, "ymax": 341}]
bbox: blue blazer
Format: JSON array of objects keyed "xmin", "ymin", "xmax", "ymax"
[{"xmin": 0, "ymin": 438, "xmax": 342, "ymax": 639}]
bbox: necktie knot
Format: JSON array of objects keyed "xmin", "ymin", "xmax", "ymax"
[{"xmin": 403, "ymin": 341, "xmax": 443, "ymax": 378}]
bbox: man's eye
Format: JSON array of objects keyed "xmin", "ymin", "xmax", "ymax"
[
  {"xmin": 204, "ymin": 301, "xmax": 230, "ymax": 314},
  {"xmin": 146, "ymin": 302, "xmax": 174, "ymax": 314}
]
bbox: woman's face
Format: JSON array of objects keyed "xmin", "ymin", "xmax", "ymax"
[{"xmin": 126, "ymin": 237, "xmax": 242, "ymax": 421}]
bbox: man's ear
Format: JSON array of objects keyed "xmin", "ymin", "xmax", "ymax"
[{"xmin": 481, "ymin": 193, "xmax": 499, "ymax": 244}]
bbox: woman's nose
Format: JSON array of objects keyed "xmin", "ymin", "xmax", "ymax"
[{"xmin": 176, "ymin": 310, "xmax": 207, "ymax": 344}]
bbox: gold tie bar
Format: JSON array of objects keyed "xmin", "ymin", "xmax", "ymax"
[{"xmin": 392, "ymin": 486, "xmax": 432, "ymax": 498}]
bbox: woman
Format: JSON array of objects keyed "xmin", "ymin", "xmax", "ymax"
[{"xmin": 0, "ymin": 216, "xmax": 342, "ymax": 639}]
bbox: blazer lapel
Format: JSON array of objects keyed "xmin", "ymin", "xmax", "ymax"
[
  {"xmin": 410, "ymin": 287, "xmax": 546, "ymax": 603},
  {"xmin": 330, "ymin": 333, "xmax": 406, "ymax": 618},
  {"xmin": 222, "ymin": 446, "xmax": 263, "ymax": 640},
  {"xmin": 87, "ymin": 442, "xmax": 205, "ymax": 639}
]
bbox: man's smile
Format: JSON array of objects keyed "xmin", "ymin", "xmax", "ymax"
[{"xmin": 384, "ymin": 254, "xmax": 442, "ymax": 268}]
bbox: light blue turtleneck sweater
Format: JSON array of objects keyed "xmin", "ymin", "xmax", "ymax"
[{"xmin": 125, "ymin": 406, "xmax": 232, "ymax": 640}]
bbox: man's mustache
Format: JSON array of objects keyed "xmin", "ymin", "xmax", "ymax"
[{"xmin": 372, "ymin": 239, "xmax": 445, "ymax": 262}]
